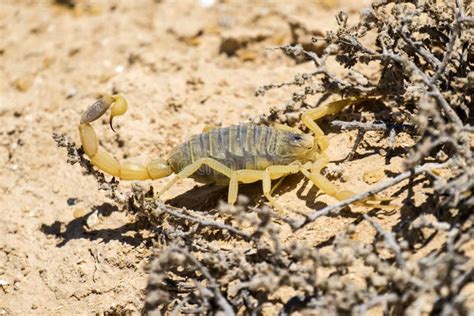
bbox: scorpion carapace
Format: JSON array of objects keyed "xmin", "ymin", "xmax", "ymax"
[
  {"xmin": 167, "ymin": 124, "xmax": 315, "ymax": 185},
  {"xmin": 78, "ymin": 94, "xmax": 383, "ymax": 212}
]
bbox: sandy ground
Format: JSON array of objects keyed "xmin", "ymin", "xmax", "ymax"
[{"xmin": 1, "ymin": 0, "xmax": 467, "ymax": 314}]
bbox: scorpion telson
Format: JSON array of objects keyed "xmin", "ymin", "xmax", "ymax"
[{"xmin": 78, "ymin": 94, "xmax": 388, "ymax": 212}]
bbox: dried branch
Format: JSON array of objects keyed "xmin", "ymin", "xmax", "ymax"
[
  {"xmin": 168, "ymin": 247, "xmax": 236, "ymax": 316},
  {"xmin": 330, "ymin": 120, "xmax": 417, "ymax": 160},
  {"xmin": 362, "ymin": 214, "xmax": 405, "ymax": 267},
  {"xmin": 52, "ymin": 133, "xmax": 126, "ymax": 203},
  {"xmin": 331, "ymin": 120, "xmax": 415, "ymax": 133},
  {"xmin": 354, "ymin": 293, "xmax": 398, "ymax": 316},
  {"xmin": 429, "ymin": 0, "xmax": 462, "ymax": 85},
  {"xmin": 293, "ymin": 160, "xmax": 452, "ymax": 229},
  {"xmin": 153, "ymin": 203, "xmax": 252, "ymax": 241}
]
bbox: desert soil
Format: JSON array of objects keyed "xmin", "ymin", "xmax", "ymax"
[{"xmin": 1, "ymin": 0, "xmax": 468, "ymax": 314}]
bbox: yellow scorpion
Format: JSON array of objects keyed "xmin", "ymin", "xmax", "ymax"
[{"xmin": 79, "ymin": 95, "xmax": 378, "ymax": 212}]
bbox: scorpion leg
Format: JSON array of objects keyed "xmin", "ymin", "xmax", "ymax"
[
  {"xmin": 300, "ymin": 154, "xmax": 354, "ymax": 201},
  {"xmin": 301, "ymin": 156, "xmax": 394, "ymax": 209},
  {"xmin": 270, "ymin": 176, "xmax": 287, "ymax": 195},
  {"xmin": 263, "ymin": 165, "xmax": 301, "ymax": 212},
  {"xmin": 156, "ymin": 158, "xmax": 235, "ymax": 199},
  {"xmin": 301, "ymin": 97, "xmax": 375, "ymax": 151},
  {"xmin": 232, "ymin": 164, "xmax": 300, "ymax": 212},
  {"xmin": 301, "ymin": 97, "xmax": 395, "ymax": 208},
  {"xmin": 262, "ymin": 172, "xmax": 285, "ymax": 213}
]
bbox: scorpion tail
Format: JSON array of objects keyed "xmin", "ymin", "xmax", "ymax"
[{"xmin": 78, "ymin": 95, "xmax": 173, "ymax": 180}]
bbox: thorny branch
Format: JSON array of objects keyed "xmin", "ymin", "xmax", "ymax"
[
  {"xmin": 293, "ymin": 160, "xmax": 453, "ymax": 230},
  {"xmin": 330, "ymin": 120, "xmax": 416, "ymax": 160},
  {"xmin": 52, "ymin": 133, "xmax": 125, "ymax": 203},
  {"xmin": 331, "ymin": 120, "xmax": 415, "ymax": 133},
  {"xmin": 362, "ymin": 214, "xmax": 405, "ymax": 268},
  {"xmin": 165, "ymin": 247, "xmax": 235, "ymax": 315},
  {"xmin": 153, "ymin": 203, "xmax": 252, "ymax": 241}
]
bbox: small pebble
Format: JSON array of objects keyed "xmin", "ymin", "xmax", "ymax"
[
  {"xmin": 0, "ymin": 279, "xmax": 9, "ymax": 286},
  {"xmin": 73, "ymin": 207, "xmax": 87, "ymax": 219},
  {"xmin": 86, "ymin": 210, "xmax": 100, "ymax": 228},
  {"xmin": 67, "ymin": 197, "xmax": 78, "ymax": 206},
  {"xmin": 13, "ymin": 77, "xmax": 34, "ymax": 92},
  {"xmin": 199, "ymin": 0, "xmax": 215, "ymax": 8},
  {"xmin": 363, "ymin": 168, "xmax": 385, "ymax": 184},
  {"xmin": 66, "ymin": 87, "xmax": 77, "ymax": 98},
  {"xmin": 115, "ymin": 64, "xmax": 125, "ymax": 73}
]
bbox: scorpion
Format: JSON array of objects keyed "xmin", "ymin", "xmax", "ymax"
[{"xmin": 79, "ymin": 94, "xmax": 383, "ymax": 212}]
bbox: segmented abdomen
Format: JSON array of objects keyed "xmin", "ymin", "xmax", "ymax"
[{"xmin": 167, "ymin": 124, "xmax": 296, "ymax": 184}]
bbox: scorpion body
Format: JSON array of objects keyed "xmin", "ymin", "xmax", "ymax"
[
  {"xmin": 168, "ymin": 124, "xmax": 313, "ymax": 185},
  {"xmin": 78, "ymin": 94, "xmax": 383, "ymax": 212}
]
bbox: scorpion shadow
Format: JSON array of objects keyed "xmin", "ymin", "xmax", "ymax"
[
  {"xmin": 167, "ymin": 176, "xmax": 303, "ymax": 212},
  {"xmin": 40, "ymin": 179, "xmax": 303, "ymax": 247},
  {"xmin": 167, "ymin": 173, "xmax": 368, "ymax": 220},
  {"xmin": 41, "ymin": 202, "xmax": 155, "ymax": 247},
  {"xmin": 41, "ymin": 170, "xmax": 381, "ymax": 248}
]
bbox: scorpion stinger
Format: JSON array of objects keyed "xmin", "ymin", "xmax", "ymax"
[{"xmin": 78, "ymin": 95, "xmax": 173, "ymax": 180}]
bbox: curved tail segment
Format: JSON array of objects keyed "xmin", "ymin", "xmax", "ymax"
[{"xmin": 78, "ymin": 95, "xmax": 173, "ymax": 180}]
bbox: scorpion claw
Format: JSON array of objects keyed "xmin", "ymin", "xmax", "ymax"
[{"xmin": 80, "ymin": 95, "xmax": 115, "ymax": 124}]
